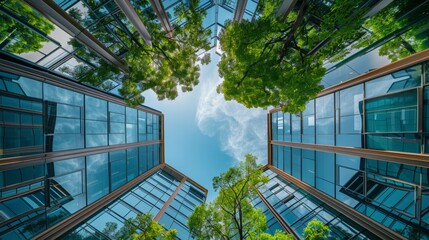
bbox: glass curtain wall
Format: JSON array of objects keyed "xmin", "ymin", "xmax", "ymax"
[
  {"xmin": 0, "ymin": 69, "xmax": 161, "ymax": 159},
  {"xmin": 270, "ymin": 62, "xmax": 429, "ymax": 238},
  {"xmin": 0, "ymin": 145, "xmax": 161, "ymax": 239},
  {"xmin": 257, "ymin": 169, "xmax": 379, "ymax": 239},
  {"xmin": 0, "ymin": 67, "xmax": 162, "ymax": 239},
  {"xmin": 60, "ymin": 170, "xmax": 206, "ymax": 240},
  {"xmin": 271, "ymin": 63, "xmax": 426, "ymax": 153}
]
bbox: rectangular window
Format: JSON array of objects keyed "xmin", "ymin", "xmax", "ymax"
[
  {"xmin": 86, "ymin": 153, "xmax": 109, "ymax": 204},
  {"xmin": 283, "ymin": 147, "xmax": 291, "ymax": 174},
  {"xmin": 291, "ymin": 148, "xmax": 301, "ymax": 179},
  {"xmin": 45, "ymin": 95, "xmax": 84, "ymax": 152},
  {"xmin": 291, "ymin": 113, "xmax": 301, "ymax": 143},
  {"xmin": 337, "ymin": 84, "xmax": 363, "ymax": 148},
  {"xmin": 138, "ymin": 110, "xmax": 147, "ymax": 142},
  {"xmin": 271, "ymin": 112, "xmax": 278, "ymax": 141},
  {"xmin": 316, "ymin": 151, "xmax": 335, "ymax": 197},
  {"xmin": 316, "ymin": 94, "xmax": 334, "ymax": 145},
  {"xmin": 302, "ymin": 150, "xmax": 315, "ymax": 187},
  {"xmin": 127, "ymin": 148, "xmax": 139, "ymax": 181},
  {"xmin": 126, "ymin": 107, "xmax": 138, "ymax": 143},
  {"xmin": 85, "ymin": 96, "xmax": 107, "ymax": 147},
  {"xmin": 0, "ymin": 72, "xmax": 44, "ymax": 157},
  {"xmin": 139, "ymin": 146, "xmax": 148, "ymax": 174},
  {"xmin": 365, "ymin": 65, "xmax": 421, "ymax": 98},
  {"xmin": 108, "ymin": 103, "xmax": 125, "ymax": 145},
  {"xmin": 110, "ymin": 150, "xmax": 126, "ymax": 191},
  {"xmin": 365, "ymin": 89, "xmax": 418, "ymax": 133},
  {"xmin": 302, "ymin": 100, "xmax": 315, "ymax": 144}
]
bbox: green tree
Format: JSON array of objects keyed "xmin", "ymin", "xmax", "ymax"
[
  {"xmin": 188, "ymin": 154, "xmax": 292, "ymax": 239},
  {"xmin": 302, "ymin": 219, "xmax": 329, "ymax": 240},
  {"xmin": 0, "ymin": 0, "xmax": 54, "ymax": 54},
  {"xmin": 217, "ymin": 0, "xmax": 377, "ymax": 112},
  {"xmin": 259, "ymin": 230, "xmax": 294, "ymax": 240},
  {"xmin": 65, "ymin": 0, "xmax": 211, "ymax": 106},
  {"xmin": 188, "ymin": 154, "xmax": 330, "ymax": 240},
  {"xmin": 121, "ymin": 212, "xmax": 177, "ymax": 240}
]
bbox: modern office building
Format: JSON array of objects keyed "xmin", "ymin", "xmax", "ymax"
[
  {"xmin": 0, "ymin": 55, "xmax": 208, "ymax": 239},
  {"xmin": 267, "ymin": 48, "xmax": 429, "ymax": 239},
  {"xmin": 263, "ymin": 0, "xmax": 429, "ymax": 239}
]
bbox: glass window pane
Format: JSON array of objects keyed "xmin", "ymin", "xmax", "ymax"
[
  {"xmin": 110, "ymin": 150, "xmax": 126, "ymax": 191},
  {"xmin": 44, "ymin": 83, "xmax": 83, "ymax": 106},
  {"xmin": 87, "ymin": 153, "xmax": 109, "ymax": 204},
  {"xmin": 85, "ymin": 96, "xmax": 107, "ymax": 120},
  {"xmin": 365, "ymin": 65, "xmax": 421, "ymax": 98},
  {"xmin": 365, "ymin": 89, "xmax": 417, "ymax": 133}
]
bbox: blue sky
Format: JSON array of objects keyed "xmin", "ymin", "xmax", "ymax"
[{"xmin": 144, "ymin": 51, "xmax": 267, "ymax": 201}]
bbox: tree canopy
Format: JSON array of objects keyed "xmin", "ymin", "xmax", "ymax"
[
  {"xmin": 65, "ymin": 0, "xmax": 211, "ymax": 106},
  {"xmin": 121, "ymin": 212, "xmax": 177, "ymax": 240},
  {"xmin": 62, "ymin": 212, "xmax": 177, "ymax": 240},
  {"xmin": 217, "ymin": 0, "xmax": 428, "ymax": 113},
  {"xmin": 187, "ymin": 154, "xmax": 329, "ymax": 240},
  {"xmin": 303, "ymin": 219, "xmax": 330, "ymax": 240},
  {"xmin": 217, "ymin": 0, "xmax": 371, "ymax": 113},
  {"xmin": 188, "ymin": 154, "xmax": 271, "ymax": 240}
]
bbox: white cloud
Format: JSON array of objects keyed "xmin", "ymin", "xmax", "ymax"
[{"xmin": 196, "ymin": 73, "xmax": 267, "ymax": 164}]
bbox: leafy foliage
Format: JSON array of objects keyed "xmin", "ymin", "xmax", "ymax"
[
  {"xmin": 188, "ymin": 154, "xmax": 291, "ymax": 240},
  {"xmin": 218, "ymin": 0, "xmax": 373, "ymax": 113},
  {"xmin": 218, "ymin": 0, "xmax": 429, "ymax": 112},
  {"xmin": 188, "ymin": 154, "xmax": 331, "ymax": 240},
  {"xmin": 66, "ymin": 0, "xmax": 211, "ymax": 106},
  {"xmin": 121, "ymin": 212, "xmax": 177, "ymax": 240},
  {"xmin": 259, "ymin": 230, "xmax": 294, "ymax": 240},
  {"xmin": 303, "ymin": 219, "xmax": 329, "ymax": 240},
  {"xmin": 0, "ymin": 0, "xmax": 54, "ymax": 54},
  {"xmin": 62, "ymin": 212, "xmax": 177, "ymax": 240}
]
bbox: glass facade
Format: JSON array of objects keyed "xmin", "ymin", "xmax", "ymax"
[
  {"xmin": 257, "ymin": 169, "xmax": 379, "ymax": 239},
  {"xmin": 0, "ymin": 59, "xmax": 206, "ymax": 239},
  {"xmin": 272, "ymin": 63, "xmax": 426, "ymax": 153},
  {"xmin": 270, "ymin": 61, "xmax": 429, "ymax": 239},
  {"xmin": 61, "ymin": 169, "xmax": 206, "ymax": 240},
  {"xmin": 0, "ymin": 66, "xmax": 163, "ymax": 239},
  {"xmin": 159, "ymin": 181, "xmax": 207, "ymax": 240},
  {"xmin": 251, "ymin": 196, "xmax": 285, "ymax": 235},
  {"xmin": 0, "ymin": 69, "xmax": 161, "ymax": 158},
  {"xmin": 0, "ymin": 144, "xmax": 162, "ymax": 239}
]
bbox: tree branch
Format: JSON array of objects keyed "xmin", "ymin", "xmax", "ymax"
[{"xmin": 278, "ymin": 0, "xmax": 308, "ymax": 62}]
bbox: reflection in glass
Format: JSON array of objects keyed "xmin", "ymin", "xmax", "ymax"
[
  {"xmin": 365, "ymin": 65, "xmax": 421, "ymax": 99},
  {"xmin": 87, "ymin": 153, "xmax": 109, "ymax": 204}
]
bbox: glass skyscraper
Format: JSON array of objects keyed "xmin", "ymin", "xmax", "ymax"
[
  {"xmin": 0, "ymin": 59, "xmax": 207, "ymax": 239},
  {"xmin": 268, "ymin": 50, "xmax": 429, "ymax": 239}
]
